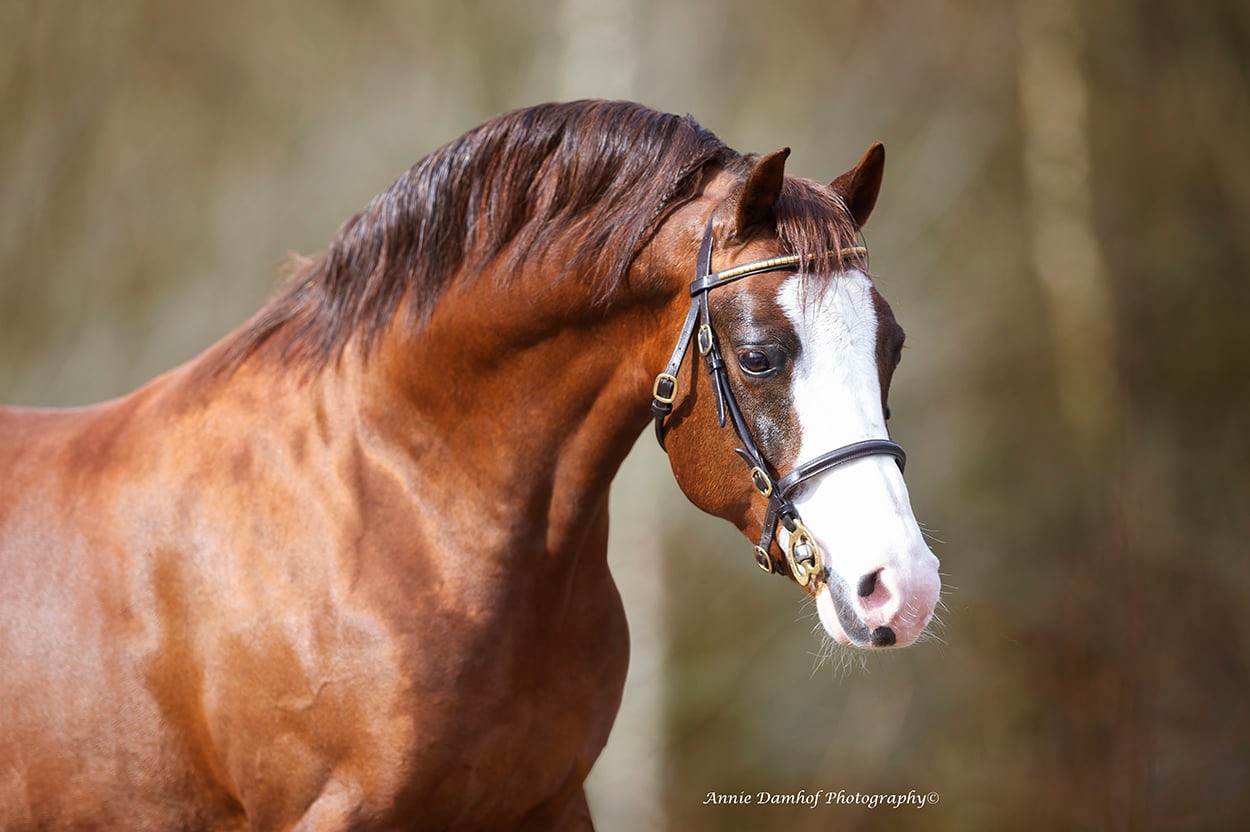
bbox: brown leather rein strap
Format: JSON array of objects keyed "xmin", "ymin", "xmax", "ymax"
[{"xmin": 651, "ymin": 219, "xmax": 905, "ymax": 588}]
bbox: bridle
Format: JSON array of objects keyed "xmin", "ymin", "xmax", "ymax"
[{"xmin": 650, "ymin": 219, "xmax": 906, "ymax": 590}]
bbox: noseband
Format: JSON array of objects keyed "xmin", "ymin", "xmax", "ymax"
[{"xmin": 651, "ymin": 220, "xmax": 906, "ymax": 589}]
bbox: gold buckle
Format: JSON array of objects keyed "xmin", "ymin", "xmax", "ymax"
[
  {"xmin": 753, "ymin": 545, "xmax": 773, "ymax": 573},
  {"xmin": 652, "ymin": 373, "xmax": 677, "ymax": 405},
  {"xmin": 750, "ymin": 466, "xmax": 773, "ymax": 497},
  {"xmin": 697, "ymin": 324, "xmax": 715, "ymax": 355},
  {"xmin": 785, "ymin": 522, "xmax": 824, "ymax": 588}
]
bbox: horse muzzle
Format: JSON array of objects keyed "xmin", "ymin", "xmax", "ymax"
[{"xmin": 814, "ymin": 551, "xmax": 941, "ymax": 649}]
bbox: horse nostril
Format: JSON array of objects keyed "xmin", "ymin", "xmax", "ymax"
[
  {"xmin": 870, "ymin": 626, "xmax": 896, "ymax": 647},
  {"xmin": 857, "ymin": 570, "xmax": 879, "ymax": 598}
]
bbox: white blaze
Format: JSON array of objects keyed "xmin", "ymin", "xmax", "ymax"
[{"xmin": 777, "ymin": 271, "xmax": 939, "ymax": 647}]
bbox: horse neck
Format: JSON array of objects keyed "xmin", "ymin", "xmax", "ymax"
[{"xmin": 346, "ymin": 263, "xmax": 669, "ymax": 563}]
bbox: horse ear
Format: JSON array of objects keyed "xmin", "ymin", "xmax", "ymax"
[
  {"xmin": 734, "ymin": 147, "xmax": 790, "ymax": 238},
  {"xmin": 830, "ymin": 142, "xmax": 885, "ymax": 229}
]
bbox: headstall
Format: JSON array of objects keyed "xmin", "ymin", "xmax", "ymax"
[{"xmin": 651, "ymin": 219, "xmax": 906, "ymax": 589}]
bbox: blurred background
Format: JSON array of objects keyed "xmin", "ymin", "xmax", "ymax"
[{"xmin": 3, "ymin": 1, "xmax": 1248, "ymax": 829}]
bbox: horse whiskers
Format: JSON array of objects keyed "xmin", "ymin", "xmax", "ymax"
[
  {"xmin": 919, "ymin": 600, "xmax": 950, "ymax": 645},
  {"xmin": 808, "ymin": 635, "xmax": 837, "ymax": 678},
  {"xmin": 917, "ymin": 521, "xmax": 946, "ymax": 546},
  {"xmin": 919, "ymin": 614, "xmax": 949, "ymax": 641},
  {"xmin": 804, "ymin": 619, "xmax": 876, "ymax": 680}
]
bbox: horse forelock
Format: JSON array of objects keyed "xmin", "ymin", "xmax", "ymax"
[
  {"xmin": 772, "ymin": 177, "xmax": 866, "ymax": 288},
  {"xmin": 209, "ymin": 100, "xmax": 738, "ymax": 376}
]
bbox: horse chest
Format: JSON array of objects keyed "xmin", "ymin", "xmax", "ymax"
[
  {"xmin": 392, "ymin": 571, "xmax": 629, "ymax": 820},
  {"xmin": 203, "ymin": 555, "xmax": 629, "ymax": 827}
]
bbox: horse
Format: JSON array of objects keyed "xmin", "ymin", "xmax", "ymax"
[{"xmin": 0, "ymin": 100, "xmax": 940, "ymax": 830}]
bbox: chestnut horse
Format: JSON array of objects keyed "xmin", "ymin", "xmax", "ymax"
[{"xmin": 0, "ymin": 101, "xmax": 939, "ymax": 830}]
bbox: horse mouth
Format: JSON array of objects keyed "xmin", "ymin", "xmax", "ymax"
[
  {"xmin": 816, "ymin": 569, "xmax": 912, "ymax": 649},
  {"xmin": 819, "ymin": 570, "xmax": 875, "ymax": 647}
]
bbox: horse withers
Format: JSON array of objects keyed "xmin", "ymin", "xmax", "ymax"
[{"xmin": 0, "ymin": 101, "xmax": 940, "ymax": 830}]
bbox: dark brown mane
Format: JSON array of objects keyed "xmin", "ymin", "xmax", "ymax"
[{"xmin": 210, "ymin": 100, "xmax": 861, "ymax": 374}]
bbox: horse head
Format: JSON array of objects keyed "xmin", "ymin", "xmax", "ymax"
[{"xmin": 650, "ymin": 144, "xmax": 941, "ymax": 649}]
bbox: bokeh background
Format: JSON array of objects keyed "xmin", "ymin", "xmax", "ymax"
[{"xmin": 3, "ymin": 2, "xmax": 1248, "ymax": 829}]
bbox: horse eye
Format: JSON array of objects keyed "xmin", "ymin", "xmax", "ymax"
[{"xmin": 738, "ymin": 349, "xmax": 773, "ymax": 376}]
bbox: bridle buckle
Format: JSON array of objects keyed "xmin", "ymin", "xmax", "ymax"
[
  {"xmin": 696, "ymin": 324, "xmax": 715, "ymax": 356},
  {"xmin": 749, "ymin": 466, "xmax": 773, "ymax": 497},
  {"xmin": 785, "ymin": 522, "xmax": 824, "ymax": 589},
  {"xmin": 652, "ymin": 373, "xmax": 678, "ymax": 406}
]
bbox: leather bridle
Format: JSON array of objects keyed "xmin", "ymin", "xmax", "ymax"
[{"xmin": 650, "ymin": 219, "xmax": 906, "ymax": 590}]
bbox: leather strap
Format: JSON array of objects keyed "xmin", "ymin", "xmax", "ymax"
[
  {"xmin": 776, "ymin": 439, "xmax": 906, "ymax": 497},
  {"xmin": 650, "ymin": 219, "xmax": 718, "ymax": 448}
]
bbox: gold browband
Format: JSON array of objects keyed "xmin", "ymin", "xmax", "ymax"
[{"xmin": 708, "ymin": 246, "xmax": 868, "ymax": 283}]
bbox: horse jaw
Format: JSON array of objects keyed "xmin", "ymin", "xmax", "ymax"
[{"xmin": 776, "ymin": 271, "xmax": 940, "ymax": 649}]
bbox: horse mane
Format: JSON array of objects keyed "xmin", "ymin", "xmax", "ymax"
[{"xmin": 209, "ymin": 100, "xmax": 861, "ymax": 375}]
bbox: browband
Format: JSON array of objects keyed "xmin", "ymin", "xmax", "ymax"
[{"xmin": 690, "ymin": 246, "xmax": 867, "ymax": 294}]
